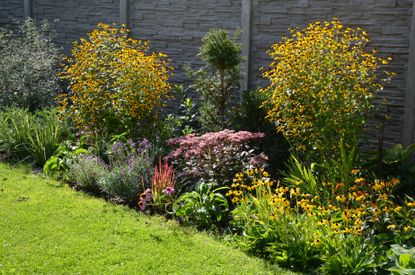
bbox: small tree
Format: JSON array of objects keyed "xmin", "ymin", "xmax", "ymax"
[
  {"xmin": 59, "ymin": 23, "xmax": 172, "ymax": 138},
  {"xmin": 187, "ymin": 29, "xmax": 242, "ymax": 131},
  {"xmin": 261, "ymin": 19, "xmax": 393, "ymax": 162}
]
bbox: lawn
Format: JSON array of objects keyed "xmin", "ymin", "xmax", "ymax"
[{"xmin": 0, "ymin": 163, "xmax": 289, "ymax": 274}]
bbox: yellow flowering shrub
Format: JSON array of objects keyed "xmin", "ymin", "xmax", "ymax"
[
  {"xmin": 59, "ymin": 23, "xmax": 172, "ymax": 137},
  {"xmin": 261, "ymin": 19, "xmax": 393, "ymax": 161}
]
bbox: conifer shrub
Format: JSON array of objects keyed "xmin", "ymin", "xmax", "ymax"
[{"xmin": 187, "ymin": 29, "xmax": 242, "ymax": 131}]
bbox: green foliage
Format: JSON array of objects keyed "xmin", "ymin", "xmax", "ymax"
[
  {"xmin": 282, "ymin": 154, "xmax": 321, "ymax": 197},
  {"xmin": 231, "ymin": 89, "xmax": 289, "ymax": 176},
  {"xmin": 283, "ymin": 145, "xmax": 359, "ymax": 200},
  {"xmin": 0, "ymin": 18, "xmax": 60, "ymax": 111},
  {"xmin": 187, "ymin": 29, "xmax": 241, "ymax": 131},
  {"xmin": 98, "ymin": 140, "xmax": 154, "ymax": 204},
  {"xmin": 0, "ymin": 108, "xmax": 69, "ymax": 166},
  {"xmin": 231, "ymin": 185, "xmax": 327, "ymax": 271},
  {"xmin": 321, "ymin": 235, "xmax": 379, "ymax": 274},
  {"xmin": 174, "ymin": 181, "xmax": 229, "ymax": 230},
  {"xmin": 388, "ymin": 245, "xmax": 415, "ymax": 275},
  {"xmin": 366, "ymin": 143, "xmax": 415, "ymax": 195},
  {"xmin": 67, "ymin": 154, "xmax": 107, "ymax": 193},
  {"xmin": 43, "ymin": 139, "xmax": 88, "ymax": 180}
]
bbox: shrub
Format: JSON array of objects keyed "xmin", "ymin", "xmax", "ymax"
[
  {"xmin": 231, "ymin": 90, "xmax": 289, "ymax": 176},
  {"xmin": 68, "ymin": 154, "xmax": 107, "ymax": 193},
  {"xmin": 261, "ymin": 19, "xmax": 393, "ymax": 162},
  {"xmin": 186, "ymin": 29, "xmax": 241, "ymax": 131},
  {"xmin": 166, "ymin": 129, "xmax": 265, "ymax": 192},
  {"xmin": 98, "ymin": 140, "xmax": 154, "ymax": 204},
  {"xmin": 59, "ymin": 23, "xmax": 172, "ymax": 138},
  {"xmin": 0, "ymin": 108, "xmax": 69, "ymax": 166},
  {"xmin": 0, "ymin": 18, "xmax": 60, "ymax": 111}
]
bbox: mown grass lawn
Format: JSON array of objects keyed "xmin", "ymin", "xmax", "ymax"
[{"xmin": 0, "ymin": 163, "xmax": 291, "ymax": 274}]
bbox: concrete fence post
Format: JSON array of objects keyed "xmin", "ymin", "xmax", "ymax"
[
  {"xmin": 241, "ymin": 0, "xmax": 252, "ymax": 95},
  {"xmin": 120, "ymin": 0, "xmax": 129, "ymax": 28},
  {"xmin": 24, "ymin": 0, "xmax": 33, "ymax": 18},
  {"xmin": 403, "ymin": 0, "xmax": 415, "ymax": 146}
]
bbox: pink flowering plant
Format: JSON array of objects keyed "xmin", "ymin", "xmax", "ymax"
[
  {"xmin": 138, "ymin": 158, "xmax": 176, "ymax": 213},
  {"xmin": 166, "ymin": 129, "xmax": 266, "ymax": 192}
]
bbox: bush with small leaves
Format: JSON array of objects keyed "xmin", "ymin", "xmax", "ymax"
[{"xmin": 0, "ymin": 18, "xmax": 60, "ymax": 111}]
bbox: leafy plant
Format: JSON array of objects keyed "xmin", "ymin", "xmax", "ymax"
[
  {"xmin": 388, "ymin": 244, "xmax": 415, "ymax": 275},
  {"xmin": 43, "ymin": 139, "xmax": 88, "ymax": 180},
  {"xmin": 0, "ymin": 18, "xmax": 60, "ymax": 111},
  {"xmin": 321, "ymin": 235, "xmax": 379, "ymax": 274},
  {"xmin": 366, "ymin": 143, "xmax": 415, "ymax": 195},
  {"xmin": 59, "ymin": 23, "xmax": 172, "ymax": 138},
  {"xmin": 282, "ymin": 154, "xmax": 321, "ymax": 197},
  {"xmin": 186, "ymin": 29, "xmax": 241, "ymax": 131},
  {"xmin": 173, "ymin": 181, "xmax": 229, "ymax": 230},
  {"xmin": 166, "ymin": 129, "xmax": 265, "ymax": 192},
  {"xmin": 231, "ymin": 185, "xmax": 327, "ymax": 271},
  {"xmin": 261, "ymin": 19, "xmax": 394, "ymax": 163},
  {"xmin": 0, "ymin": 107, "xmax": 69, "ymax": 166}
]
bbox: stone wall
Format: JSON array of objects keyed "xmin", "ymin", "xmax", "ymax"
[
  {"xmin": 0, "ymin": 0, "xmax": 414, "ymax": 146},
  {"xmin": 129, "ymin": 0, "xmax": 241, "ymax": 83},
  {"xmin": 0, "ymin": 0, "xmax": 24, "ymax": 28}
]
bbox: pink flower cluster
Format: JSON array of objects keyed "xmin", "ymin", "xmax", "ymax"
[{"xmin": 166, "ymin": 129, "xmax": 264, "ymax": 160}]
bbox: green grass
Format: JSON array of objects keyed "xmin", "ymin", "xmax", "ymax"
[{"xmin": 0, "ymin": 163, "xmax": 291, "ymax": 274}]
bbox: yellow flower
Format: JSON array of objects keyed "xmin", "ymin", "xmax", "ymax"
[
  {"xmin": 355, "ymin": 178, "xmax": 365, "ymax": 184},
  {"xmin": 331, "ymin": 223, "xmax": 341, "ymax": 230},
  {"xmin": 403, "ymin": 226, "xmax": 412, "ymax": 232},
  {"xmin": 387, "ymin": 224, "xmax": 396, "ymax": 230},
  {"xmin": 311, "ymin": 239, "xmax": 322, "ymax": 246},
  {"xmin": 336, "ymin": 195, "xmax": 346, "ymax": 203}
]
